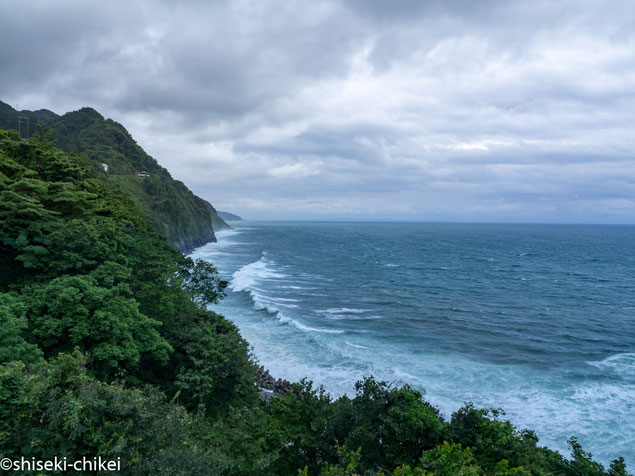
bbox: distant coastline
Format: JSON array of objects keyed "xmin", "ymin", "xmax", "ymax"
[{"xmin": 217, "ymin": 211, "xmax": 243, "ymax": 222}]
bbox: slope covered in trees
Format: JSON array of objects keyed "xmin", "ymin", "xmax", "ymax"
[
  {"xmin": 0, "ymin": 101, "xmax": 59, "ymax": 139},
  {"xmin": 0, "ymin": 100, "xmax": 228, "ymax": 253},
  {"xmin": 0, "ymin": 128, "xmax": 256, "ymax": 472},
  {"xmin": 0, "ymin": 129, "xmax": 629, "ymax": 475}
]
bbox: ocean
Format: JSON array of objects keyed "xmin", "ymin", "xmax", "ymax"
[{"xmin": 191, "ymin": 222, "xmax": 635, "ymax": 467}]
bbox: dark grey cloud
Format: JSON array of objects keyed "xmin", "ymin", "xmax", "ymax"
[{"xmin": 1, "ymin": 0, "xmax": 634, "ymax": 222}]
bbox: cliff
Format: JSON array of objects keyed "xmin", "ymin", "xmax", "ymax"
[
  {"xmin": 0, "ymin": 101, "xmax": 228, "ymax": 253},
  {"xmin": 218, "ymin": 210, "xmax": 244, "ymax": 221}
]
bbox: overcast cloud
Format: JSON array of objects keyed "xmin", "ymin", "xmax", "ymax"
[{"xmin": 1, "ymin": 0, "xmax": 635, "ymax": 222}]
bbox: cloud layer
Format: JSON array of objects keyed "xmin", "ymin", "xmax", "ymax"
[{"xmin": 2, "ymin": 0, "xmax": 634, "ymax": 222}]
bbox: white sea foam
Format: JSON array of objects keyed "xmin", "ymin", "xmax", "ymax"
[
  {"xmin": 229, "ymin": 253, "xmax": 294, "ymax": 317},
  {"xmin": 228, "ymin": 253, "xmax": 342, "ymax": 335},
  {"xmin": 317, "ymin": 308, "xmax": 382, "ymax": 321},
  {"xmin": 189, "ymin": 227, "xmax": 253, "ymax": 260},
  {"xmin": 318, "ymin": 308, "xmax": 369, "ymax": 315},
  {"xmin": 215, "ymin": 228, "xmax": 244, "ymax": 239},
  {"xmin": 588, "ymin": 353, "xmax": 635, "ymax": 379},
  {"xmin": 391, "ymin": 367, "xmax": 429, "ymax": 389},
  {"xmin": 230, "ymin": 253, "xmax": 287, "ymax": 292},
  {"xmin": 251, "ymin": 298, "xmax": 298, "ymax": 311},
  {"xmin": 278, "ymin": 314, "xmax": 345, "ymax": 334},
  {"xmin": 345, "ymin": 341, "xmax": 369, "ymax": 349}
]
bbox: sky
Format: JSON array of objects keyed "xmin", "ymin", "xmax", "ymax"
[{"xmin": 1, "ymin": 0, "xmax": 635, "ymax": 223}]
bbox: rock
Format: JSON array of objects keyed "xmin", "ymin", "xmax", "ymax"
[
  {"xmin": 258, "ymin": 388, "xmax": 276, "ymax": 402},
  {"xmin": 255, "ymin": 365, "xmax": 293, "ymax": 398}
]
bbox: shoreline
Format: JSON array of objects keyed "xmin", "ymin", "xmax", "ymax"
[{"xmin": 193, "ymin": 222, "xmax": 635, "ymax": 469}]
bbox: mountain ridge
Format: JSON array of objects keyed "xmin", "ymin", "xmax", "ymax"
[
  {"xmin": 218, "ymin": 210, "xmax": 243, "ymax": 221},
  {"xmin": 0, "ymin": 100, "xmax": 228, "ymax": 253}
]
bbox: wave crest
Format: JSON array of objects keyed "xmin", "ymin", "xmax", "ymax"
[
  {"xmin": 588, "ymin": 353, "xmax": 635, "ymax": 379},
  {"xmin": 230, "ymin": 252, "xmax": 343, "ymax": 335}
]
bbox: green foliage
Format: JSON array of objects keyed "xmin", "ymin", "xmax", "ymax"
[
  {"xmin": 172, "ymin": 309, "xmax": 258, "ymax": 415},
  {"xmin": 48, "ymin": 107, "xmax": 229, "ymax": 251},
  {"xmin": 449, "ymin": 403, "xmax": 555, "ymax": 473},
  {"xmin": 181, "ymin": 258, "xmax": 228, "ymax": 308},
  {"xmin": 609, "ymin": 458, "xmax": 629, "ymax": 476},
  {"xmin": 208, "ymin": 406, "xmax": 281, "ymax": 475},
  {"xmin": 338, "ymin": 377, "xmax": 446, "ymax": 472},
  {"xmin": 0, "ymin": 129, "xmax": 256, "ymax": 410},
  {"xmin": 248, "ymin": 376, "xmax": 629, "ymax": 476},
  {"xmin": 394, "ymin": 442, "xmax": 481, "ymax": 475},
  {"xmin": 0, "ymin": 100, "xmax": 58, "ymax": 138},
  {"xmin": 569, "ymin": 437, "xmax": 609, "ymax": 476},
  {"xmin": 266, "ymin": 380, "xmax": 337, "ymax": 474},
  {"xmin": 318, "ymin": 447, "xmax": 365, "ymax": 476},
  {"xmin": 0, "ymin": 100, "xmax": 229, "ymax": 252},
  {"xmin": 0, "ymin": 293, "xmax": 42, "ymax": 364},
  {"xmin": 0, "ymin": 351, "xmax": 223, "ymax": 475},
  {"xmin": 22, "ymin": 274, "xmax": 171, "ymax": 378}
]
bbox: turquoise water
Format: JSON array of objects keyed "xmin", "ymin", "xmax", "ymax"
[{"xmin": 191, "ymin": 222, "xmax": 635, "ymax": 467}]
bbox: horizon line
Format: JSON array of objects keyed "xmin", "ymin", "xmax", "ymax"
[{"xmin": 228, "ymin": 218, "xmax": 635, "ymax": 226}]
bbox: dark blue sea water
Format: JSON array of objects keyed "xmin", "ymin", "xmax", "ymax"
[{"xmin": 191, "ymin": 222, "xmax": 635, "ymax": 467}]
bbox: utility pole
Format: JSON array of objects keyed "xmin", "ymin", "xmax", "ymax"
[{"xmin": 17, "ymin": 116, "xmax": 30, "ymax": 139}]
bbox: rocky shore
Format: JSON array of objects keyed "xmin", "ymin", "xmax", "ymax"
[{"xmin": 256, "ymin": 366, "xmax": 292, "ymax": 400}]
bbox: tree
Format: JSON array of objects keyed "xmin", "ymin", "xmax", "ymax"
[
  {"xmin": 181, "ymin": 258, "xmax": 228, "ymax": 309},
  {"xmin": 0, "ymin": 293, "xmax": 42, "ymax": 364},
  {"xmin": 23, "ymin": 274, "xmax": 171, "ymax": 379},
  {"xmin": 339, "ymin": 378, "xmax": 446, "ymax": 472},
  {"xmin": 0, "ymin": 351, "xmax": 223, "ymax": 475}
]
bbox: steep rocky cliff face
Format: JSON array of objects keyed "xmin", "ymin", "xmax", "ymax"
[{"xmin": 0, "ymin": 101, "xmax": 228, "ymax": 254}]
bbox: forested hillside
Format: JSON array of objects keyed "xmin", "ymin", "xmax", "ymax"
[
  {"xmin": 0, "ymin": 101, "xmax": 228, "ymax": 253},
  {"xmin": 0, "ymin": 128, "xmax": 628, "ymax": 475},
  {"xmin": 0, "ymin": 128, "xmax": 256, "ymax": 472},
  {"xmin": 0, "ymin": 101, "xmax": 58, "ymax": 138}
]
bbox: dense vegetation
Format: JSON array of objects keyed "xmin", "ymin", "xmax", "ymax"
[
  {"xmin": 0, "ymin": 101, "xmax": 228, "ymax": 253},
  {"xmin": 0, "ymin": 128, "xmax": 629, "ymax": 475},
  {"xmin": 0, "ymin": 101, "xmax": 58, "ymax": 139}
]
